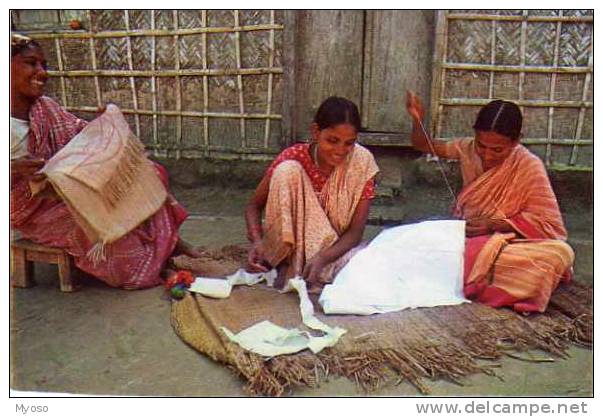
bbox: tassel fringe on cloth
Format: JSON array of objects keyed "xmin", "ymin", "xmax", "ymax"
[
  {"xmin": 170, "ymin": 250, "xmax": 592, "ymax": 397},
  {"xmin": 40, "ymin": 104, "xmax": 167, "ymax": 259}
]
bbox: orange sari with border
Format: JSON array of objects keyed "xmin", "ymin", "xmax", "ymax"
[{"xmin": 440, "ymin": 139, "xmax": 574, "ymax": 313}]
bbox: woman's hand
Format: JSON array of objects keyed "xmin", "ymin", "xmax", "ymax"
[
  {"xmin": 466, "ymin": 218, "xmax": 513, "ymax": 237},
  {"xmin": 406, "ymin": 90, "xmax": 425, "ymax": 122},
  {"xmin": 465, "ymin": 218, "xmax": 491, "ymax": 237},
  {"xmin": 11, "ymin": 158, "xmax": 45, "ymax": 182},
  {"xmin": 302, "ymin": 253, "xmax": 328, "ymax": 285},
  {"xmin": 247, "ymin": 241, "xmax": 269, "ymax": 273}
]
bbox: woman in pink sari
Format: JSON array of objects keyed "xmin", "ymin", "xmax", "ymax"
[
  {"xmin": 406, "ymin": 92, "xmax": 574, "ymax": 313},
  {"xmin": 10, "ymin": 34, "xmax": 199, "ymax": 289}
]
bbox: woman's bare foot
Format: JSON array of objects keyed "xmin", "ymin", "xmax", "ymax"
[{"xmin": 174, "ymin": 238, "xmax": 206, "ymax": 258}]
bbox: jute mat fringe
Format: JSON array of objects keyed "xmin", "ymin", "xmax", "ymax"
[{"xmin": 170, "ymin": 249, "xmax": 592, "ymax": 397}]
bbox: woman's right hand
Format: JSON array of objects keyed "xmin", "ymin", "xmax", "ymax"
[
  {"xmin": 406, "ymin": 90, "xmax": 425, "ymax": 122},
  {"xmin": 10, "ymin": 158, "xmax": 45, "ymax": 182},
  {"xmin": 247, "ymin": 241, "xmax": 269, "ymax": 273}
]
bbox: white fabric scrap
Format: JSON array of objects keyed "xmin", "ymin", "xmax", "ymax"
[
  {"xmin": 221, "ymin": 321, "xmax": 313, "ymax": 357},
  {"xmin": 189, "ymin": 270, "xmax": 346, "ymax": 357},
  {"xmin": 10, "ymin": 117, "xmax": 30, "ymax": 160},
  {"xmin": 281, "ymin": 278, "xmax": 347, "ymax": 353},
  {"xmin": 189, "ymin": 268, "xmax": 276, "ymax": 298},
  {"xmin": 319, "ymin": 220, "xmax": 468, "ymax": 315}
]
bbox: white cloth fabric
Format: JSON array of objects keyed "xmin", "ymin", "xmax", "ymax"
[
  {"xmin": 10, "ymin": 117, "xmax": 30, "ymax": 160},
  {"xmin": 189, "ymin": 268, "xmax": 276, "ymax": 298},
  {"xmin": 319, "ymin": 220, "xmax": 468, "ymax": 315},
  {"xmin": 189, "ymin": 270, "xmax": 346, "ymax": 357},
  {"xmin": 10, "ymin": 117, "xmax": 29, "ymax": 241}
]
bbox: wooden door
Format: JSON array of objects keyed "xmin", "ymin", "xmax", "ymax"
[
  {"xmin": 289, "ymin": 10, "xmax": 365, "ymax": 141},
  {"xmin": 287, "ymin": 10, "xmax": 436, "ymax": 145},
  {"xmin": 361, "ymin": 11, "xmax": 435, "ymax": 143}
]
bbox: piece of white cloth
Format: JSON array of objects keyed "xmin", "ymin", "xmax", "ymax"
[
  {"xmin": 221, "ymin": 321, "xmax": 316, "ymax": 357},
  {"xmin": 280, "ymin": 278, "xmax": 346, "ymax": 354},
  {"xmin": 319, "ymin": 220, "xmax": 468, "ymax": 315},
  {"xmin": 189, "ymin": 270, "xmax": 346, "ymax": 357},
  {"xmin": 189, "ymin": 269, "xmax": 276, "ymax": 298},
  {"xmin": 10, "ymin": 117, "xmax": 30, "ymax": 160},
  {"xmin": 10, "ymin": 117, "xmax": 29, "ymax": 241}
]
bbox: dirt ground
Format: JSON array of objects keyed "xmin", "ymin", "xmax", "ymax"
[{"xmin": 10, "ymin": 186, "xmax": 593, "ymax": 397}]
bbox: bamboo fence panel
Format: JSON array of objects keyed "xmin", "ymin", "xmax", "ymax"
[
  {"xmin": 433, "ymin": 9, "xmax": 593, "ymax": 170},
  {"xmin": 173, "ymin": 10, "xmax": 182, "ymax": 159},
  {"xmin": 23, "ymin": 9, "xmax": 284, "ymax": 159},
  {"xmin": 151, "ymin": 11, "xmax": 159, "ymax": 150},
  {"xmin": 53, "ymin": 38, "xmax": 68, "ymax": 107},
  {"xmin": 234, "ymin": 10, "xmax": 246, "ymax": 147},
  {"xmin": 569, "ymin": 42, "xmax": 593, "ymax": 165},
  {"xmin": 86, "ymin": 10, "xmax": 102, "ymax": 108},
  {"xmin": 544, "ymin": 11, "xmax": 563, "ymax": 166},
  {"xmin": 124, "ymin": 10, "xmax": 141, "ymax": 137},
  {"xmin": 264, "ymin": 10, "xmax": 276, "ymax": 148},
  {"xmin": 202, "ymin": 10, "xmax": 209, "ymax": 152}
]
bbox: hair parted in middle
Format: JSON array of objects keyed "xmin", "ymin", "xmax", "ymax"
[
  {"xmin": 473, "ymin": 99, "xmax": 523, "ymax": 141},
  {"xmin": 313, "ymin": 96, "xmax": 362, "ymax": 132}
]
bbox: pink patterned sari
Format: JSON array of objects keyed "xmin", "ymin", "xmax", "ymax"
[{"xmin": 10, "ymin": 97, "xmax": 188, "ymax": 289}]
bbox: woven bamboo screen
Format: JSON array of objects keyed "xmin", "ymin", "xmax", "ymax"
[
  {"xmin": 23, "ymin": 10, "xmax": 284, "ymax": 159},
  {"xmin": 431, "ymin": 10, "xmax": 593, "ymax": 171}
]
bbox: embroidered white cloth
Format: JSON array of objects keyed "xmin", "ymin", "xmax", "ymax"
[
  {"xmin": 319, "ymin": 220, "xmax": 468, "ymax": 315},
  {"xmin": 189, "ymin": 270, "xmax": 346, "ymax": 357}
]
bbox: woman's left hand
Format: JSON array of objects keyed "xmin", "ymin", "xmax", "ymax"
[
  {"xmin": 466, "ymin": 218, "xmax": 512, "ymax": 236},
  {"xmin": 11, "ymin": 158, "xmax": 45, "ymax": 183},
  {"xmin": 465, "ymin": 218, "xmax": 491, "ymax": 237},
  {"xmin": 96, "ymin": 105, "xmax": 107, "ymax": 117},
  {"xmin": 302, "ymin": 253, "xmax": 328, "ymax": 284}
]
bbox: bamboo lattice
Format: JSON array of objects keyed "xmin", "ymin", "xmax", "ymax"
[
  {"xmin": 433, "ymin": 9, "xmax": 593, "ymax": 170},
  {"xmin": 23, "ymin": 10, "xmax": 285, "ymax": 159}
]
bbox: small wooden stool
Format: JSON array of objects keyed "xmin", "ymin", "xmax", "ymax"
[{"xmin": 11, "ymin": 239, "xmax": 78, "ymax": 292}]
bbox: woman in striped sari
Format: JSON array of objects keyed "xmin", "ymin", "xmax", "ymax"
[{"xmin": 406, "ymin": 92, "xmax": 574, "ymax": 313}]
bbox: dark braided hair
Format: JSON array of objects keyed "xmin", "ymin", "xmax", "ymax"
[
  {"xmin": 473, "ymin": 99, "xmax": 523, "ymax": 141},
  {"xmin": 313, "ymin": 96, "xmax": 362, "ymax": 132},
  {"xmin": 11, "ymin": 33, "xmax": 42, "ymax": 57}
]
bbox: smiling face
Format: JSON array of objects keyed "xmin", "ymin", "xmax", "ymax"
[
  {"xmin": 474, "ymin": 130, "xmax": 518, "ymax": 171},
  {"xmin": 311, "ymin": 122, "xmax": 358, "ymax": 169},
  {"xmin": 11, "ymin": 44, "xmax": 48, "ymax": 102}
]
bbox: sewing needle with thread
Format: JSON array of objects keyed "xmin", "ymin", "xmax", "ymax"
[
  {"xmin": 417, "ymin": 118, "xmax": 457, "ymax": 204},
  {"xmin": 416, "ymin": 118, "xmax": 505, "ymax": 220}
]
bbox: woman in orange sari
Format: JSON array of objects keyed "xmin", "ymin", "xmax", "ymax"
[
  {"xmin": 406, "ymin": 92, "xmax": 574, "ymax": 313},
  {"xmin": 245, "ymin": 97, "xmax": 379, "ymax": 292}
]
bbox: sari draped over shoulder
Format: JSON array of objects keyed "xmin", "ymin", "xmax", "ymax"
[
  {"xmin": 440, "ymin": 139, "xmax": 574, "ymax": 312},
  {"xmin": 10, "ymin": 97, "xmax": 188, "ymax": 289},
  {"xmin": 262, "ymin": 144, "xmax": 379, "ymax": 283}
]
